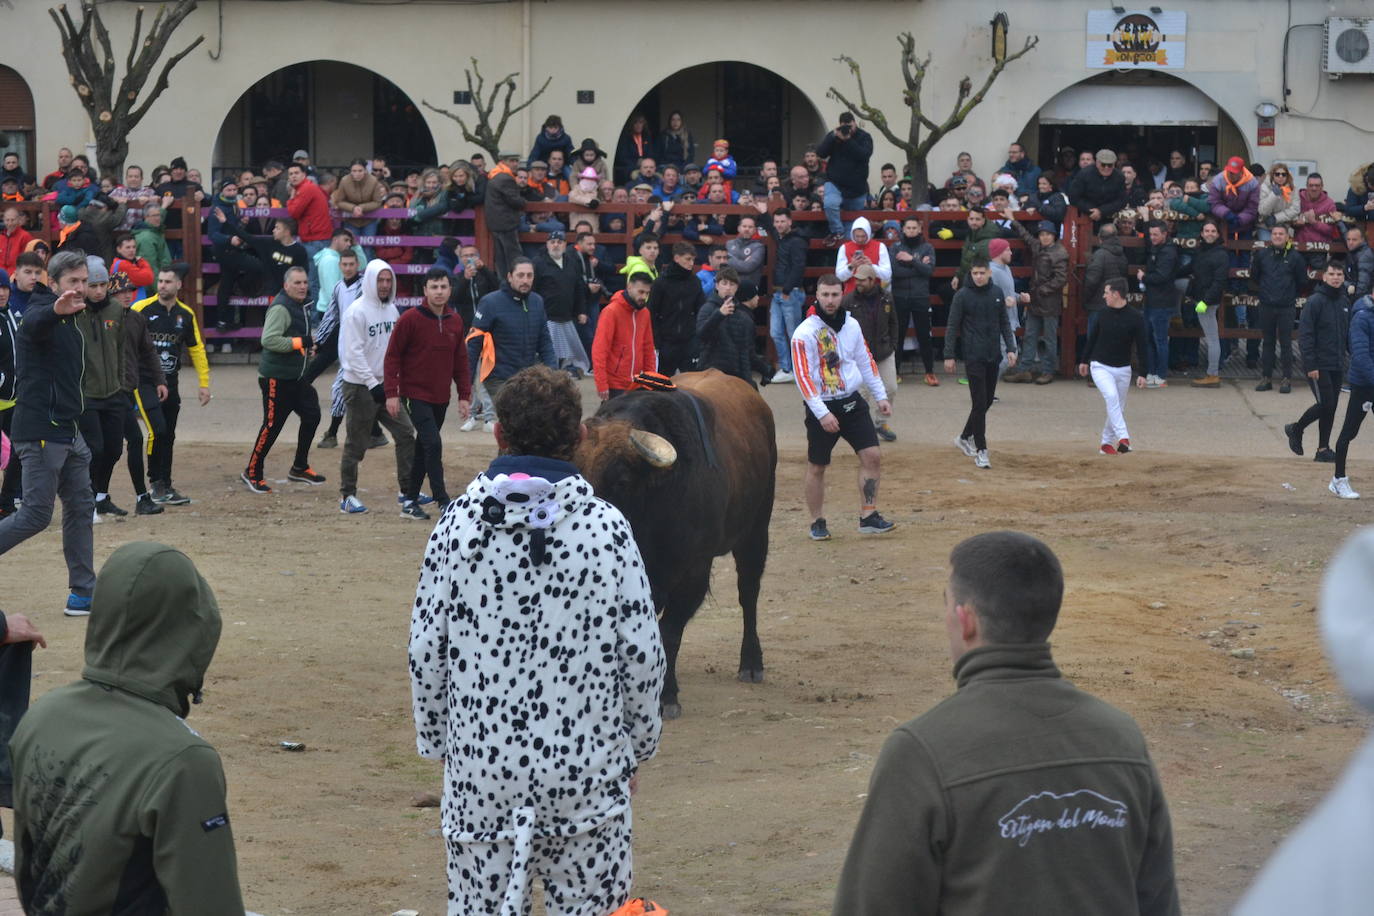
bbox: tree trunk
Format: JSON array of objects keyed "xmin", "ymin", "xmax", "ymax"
[
  {"xmin": 95, "ymin": 123, "xmax": 128, "ymax": 180},
  {"xmin": 907, "ymin": 156, "xmax": 929, "ymax": 200}
]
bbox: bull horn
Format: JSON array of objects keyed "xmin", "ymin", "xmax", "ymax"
[{"xmin": 629, "ymin": 429, "xmax": 676, "ymax": 468}]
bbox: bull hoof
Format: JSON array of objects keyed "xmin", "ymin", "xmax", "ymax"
[
  {"xmin": 737, "ymin": 668, "xmax": 765, "ymax": 684},
  {"xmin": 662, "ymin": 701, "xmax": 683, "ymax": 720}
]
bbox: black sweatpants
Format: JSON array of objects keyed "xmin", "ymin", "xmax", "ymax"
[
  {"xmin": 0, "ymin": 406, "xmax": 21, "ymax": 508},
  {"xmin": 895, "ymin": 295, "xmax": 934, "ymax": 374},
  {"xmin": 245, "ymin": 377, "xmax": 320, "ymax": 480},
  {"xmin": 213, "ymin": 246, "xmax": 266, "ymax": 326},
  {"xmin": 1335, "ymin": 385, "xmax": 1374, "ymax": 479},
  {"xmin": 1259, "ymin": 304, "xmax": 1295, "ymax": 380},
  {"xmin": 1295, "ymin": 369, "xmax": 1343, "ymax": 451},
  {"xmin": 149, "ymin": 373, "xmax": 181, "ymax": 486},
  {"xmin": 126, "ymin": 384, "xmax": 168, "ymax": 497},
  {"xmin": 960, "ymin": 359, "xmax": 1000, "ymax": 451},
  {"xmin": 405, "ymin": 398, "xmax": 450, "ymax": 503},
  {"xmin": 78, "ymin": 395, "xmax": 128, "ymax": 496}
]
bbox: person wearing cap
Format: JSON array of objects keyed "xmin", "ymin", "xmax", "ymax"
[
  {"xmin": 1068, "ymin": 149, "xmax": 1128, "ymax": 225},
  {"xmin": 705, "ymin": 139, "xmax": 737, "ymax": 179},
  {"xmin": 696, "ymin": 267, "xmax": 772, "ymax": 388},
  {"xmin": 533, "ymin": 229, "xmax": 590, "ymax": 378},
  {"xmin": 1004, "ymin": 214, "xmax": 1069, "ymax": 384},
  {"xmin": 1206, "ymin": 156, "xmax": 1260, "ymax": 233},
  {"xmin": 74, "ymin": 255, "xmax": 135, "ymax": 520},
  {"xmin": 681, "ymin": 162, "xmax": 704, "ymax": 197},
  {"xmin": 154, "ymin": 157, "xmax": 200, "ymax": 258},
  {"xmin": 484, "ymin": 152, "xmax": 527, "ymax": 279},
  {"xmin": 842, "ymin": 264, "xmax": 899, "ymax": 441},
  {"xmin": 291, "ymin": 148, "xmax": 318, "ymax": 179},
  {"xmin": 523, "ymin": 160, "xmax": 557, "ymax": 202}
]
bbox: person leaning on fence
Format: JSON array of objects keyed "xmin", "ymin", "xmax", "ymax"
[
  {"xmin": 484, "ymin": 152, "xmax": 527, "ymax": 279},
  {"xmin": 1186, "ymin": 218, "xmax": 1230, "ymax": 389}
]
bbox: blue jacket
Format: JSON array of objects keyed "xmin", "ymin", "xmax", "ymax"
[
  {"xmin": 1000, "ymin": 157, "xmax": 1043, "ymax": 198},
  {"xmin": 466, "ymin": 285, "xmax": 555, "ymax": 381},
  {"xmin": 1349, "ymin": 297, "xmax": 1374, "ymax": 388},
  {"xmin": 529, "ymin": 127, "xmax": 575, "ymax": 166}
]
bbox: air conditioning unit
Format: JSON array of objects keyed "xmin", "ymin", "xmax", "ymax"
[{"xmin": 1324, "ymin": 17, "xmax": 1374, "ymax": 77}]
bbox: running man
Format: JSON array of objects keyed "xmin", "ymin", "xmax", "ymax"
[
  {"xmin": 1078, "ymin": 277, "xmax": 1147, "ymax": 455},
  {"xmin": 791, "ymin": 273, "xmax": 895, "ymax": 541},
  {"xmin": 1329, "ymin": 293, "xmax": 1374, "ymax": 499}
]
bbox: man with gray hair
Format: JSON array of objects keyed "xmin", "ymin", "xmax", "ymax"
[{"xmin": 0, "ymin": 250, "xmax": 97, "ymax": 615}]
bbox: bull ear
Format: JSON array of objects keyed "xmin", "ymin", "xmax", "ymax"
[{"xmin": 629, "ymin": 429, "xmax": 676, "ymax": 468}]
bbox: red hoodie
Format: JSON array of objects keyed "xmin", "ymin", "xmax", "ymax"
[
  {"xmin": 0, "ymin": 226, "xmax": 33, "ymax": 274},
  {"xmin": 592, "ymin": 290, "xmax": 656, "ymax": 394},
  {"xmin": 383, "ymin": 304, "xmax": 472, "ymax": 404},
  {"xmin": 286, "ymin": 179, "xmax": 332, "ymax": 242}
]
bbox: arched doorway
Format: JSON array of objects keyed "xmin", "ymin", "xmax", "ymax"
[
  {"xmin": 0, "ymin": 66, "xmax": 37, "ymax": 178},
  {"xmin": 615, "ymin": 62, "xmax": 825, "ymax": 182},
  {"xmin": 213, "ymin": 61, "xmax": 436, "ymax": 179},
  {"xmin": 1019, "ymin": 71, "xmax": 1247, "ymax": 179}
]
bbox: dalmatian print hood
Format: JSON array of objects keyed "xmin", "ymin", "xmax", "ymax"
[{"xmin": 454, "ymin": 457, "xmax": 593, "ymax": 565}]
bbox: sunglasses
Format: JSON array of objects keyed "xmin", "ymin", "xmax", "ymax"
[{"xmin": 1272, "ymin": 171, "xmax": 1289, "ymax": 178}]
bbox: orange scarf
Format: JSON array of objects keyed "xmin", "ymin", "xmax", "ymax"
[
  {"xmin": 1223, "ymin": 167, "xmax": 1254, "ymax": 198},
  {"xmin": 1275, "ymin": 183, "xmax": 1292, "ymax": 203},
  {"xmin": 58, "ymin": 221, "xmax": 79, "ymax": 246},
  {"xmin": 488, "ymin": 161, "xmax": 516, "ymax": 181}
]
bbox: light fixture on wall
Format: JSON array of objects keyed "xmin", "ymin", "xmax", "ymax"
[
  {"xmin": 1255, "ymin": 101, "xmax": 1281, "ymax": 118},
  {"xmin": 1149, "ymin": 6, "xmax": 1163, "ymax": 13},
  {"xmin": 1111, "ymin": 5, "xmax": 1126, "ymax": 13}
]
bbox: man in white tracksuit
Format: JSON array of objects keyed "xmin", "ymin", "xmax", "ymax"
[
  {"xmin": 336, "ymin": 259, "xmax": 415, "ymax": 514},
  {"xmin": 409, "ymin": 365, "xmax": 664, "ymax": 916}
]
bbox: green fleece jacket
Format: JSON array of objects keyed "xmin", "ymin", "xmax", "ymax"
[
  {"xmin": 957, "ymin": 221, "xmax": 1006, "ymax": 278},
  {"xmin": 132, "ymin": 220, "xmax": 172, "ymax": 275},
  {"xmin": 832, "ymin": 643, "xmax": 1180, "ymax": 916},
  {"xmin": 75, "ymin": 295, "xmax": 127, "ymax": 400},
  {"xmin": 9, "ymin": 541, "xmax": 244, "ymax": 914}
]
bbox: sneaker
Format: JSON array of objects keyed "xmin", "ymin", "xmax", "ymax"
[
  {"xmin": 288, "ymin": 466, "xmax": 327, "ymax": 485},
  {"xmin": 1330, "ymin": 476, "xmax": 1361, "ymax": 499},
  {"xmin": 1100, "ymin": 443, "xmax": 1119, "ymax": 455},
  {"xmin": 1145, "ymin": 375, "xmax": 1161, "ymax": 389},
  {"xmin": 876, "ymin": 423, "xmax": 897, "ymax": 442},
  {"xmin": 369, "ymin": 433, "xmax": 390, "ymax": 449},
  {"xmin": 135, "ymin": 493, "xmax": 164, "ymax": 515},
  {"xmin": 1279, "ymin": 380, "xmax": 1292, "ymax": 394},
  {"xmin": 340, "ymin": 494, "xmax": 368, "ymax": 514},
  {"xmin": 823, "ymin": 233, "xmax": 844, "ymax": 248},
  {"xmin": 400, "ymin": 501, "xmax": 431, "ymax": 521},
  {"xmin": 64, "ymin": 593, "xmax": 92, "ymax": 617},
  {"xmin": 1033, "ymin": 373, "xmax": 1055, "ymax": 385},
  {"xmin": 1255, "ymin": 379, "xmax": 1273, "ymax": 392},
  {"xmin": 95, "ymin": 496, "xmax": 128, "ymax": 517},
  {"xmin": 974, "ymin": 450, "xmax": 991, "ymax": 469},
  {"xmin": 924, "ymin": 373, "xmax": 940, "ymax": 387},
  {"xmin": 459, "ymin": 416, "xmax": 480, "ymax": 432},
  {"xmin": 1117, "ymin": 438, "xmax": 1131, "ymax": 454},
  {"xmin": 396, "ymin": 493, "xmax": 436, "ymax": 506},
  {"xmin": 158, "ymin": 485, "xmax": 191, "ymax": 506},
  {"xmin": 770, "ymin": 369, "xmax": 794, "ymax": 384},
  {"xmin": 809, "ymin": 518, "xmax": 831, "ymax": 541},
  {"xmin": 91, "ymin": 508, "xmax": 103, "ymax": 524},
  {"xmin": 317, "ymin": 434, "xmax": 338, "ymax": 449},
  {"xmin": 1314, "ymin": 448, "xmax": 1337, "ymax": 463},
  {"xmin": 1191, "ymin": 375, "xmax": 1221, "ymax": 388},
  {"xmin": 240, "ymin": 472, "xmax": 272, "ymax": 494},
  {"xmin": 858, "ymin": 511, "xmax": 896, "ymax": 535},
  {"xmin": 484, "ymin": 420, "xmax": 496, "ymax": 433},
  {"xmin": 958, "ymin": 377, "xmax": 969, "ymax": 385},
  {"xmin": 1002, "ymin": 369, "xmax": 1032, "ymax": 383},
  {"xmin": 0, "ymin": 503, "xmax": 14, "ymax": 520},
  {"xmin": 954, "ymin": 435, "xmax": 977, "ymax": 457},
  {"xmin": 1285, "ymin": 422, "xmax": 1304, "ymax": 456},
  {"xmin": 149, "ymin": 481, "xmax": 170, "ymax": 503}
]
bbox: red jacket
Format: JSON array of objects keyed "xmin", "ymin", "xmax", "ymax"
[
  {"xmin": 592, "ymin": 290, "xmax": 656, "ymax": 393},
  {"xmin": 383, "ymin": 305, "xmax": 472, "ymax": 404},
  {"xmin": 111, "ymin": 256, "xmax": 154, "ymax": 289},
  {"xmin": 0, "ymin": 226, "xmax": 34, "ymax": 274},
  {"xmin": 286, "ymin": 180, "xmax": 332, "ymax": 242}
]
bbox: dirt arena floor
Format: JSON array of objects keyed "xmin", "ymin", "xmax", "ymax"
[{"xmin": 3, "ymin": 366, "xmax": 1370, "ymax": 915}]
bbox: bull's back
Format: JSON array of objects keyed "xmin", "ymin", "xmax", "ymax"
[{"xmin": 673, "ymin": 370, "xmax": 777, "ymax": 529}]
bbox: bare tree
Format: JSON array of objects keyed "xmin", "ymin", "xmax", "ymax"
[
  {"xmin": 49, "ymin": 1, "xmax": 205, "ymax": 178},
  {"xmin": 422, "ymin": 59, "xmax": 553, "ymax": 163},
  {"xmin": 828, "ymin": 30, "xmax": 1038, "ymax": 193}
]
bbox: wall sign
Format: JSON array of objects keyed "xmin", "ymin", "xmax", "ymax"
[{"xmin": 1086, "ymin": 9, "xmax": 1187, "ymax": 69}]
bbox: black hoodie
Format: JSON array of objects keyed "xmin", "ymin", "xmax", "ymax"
[
  {"xmin": 647, "ymin": 261, "xmax": 706, "ymax": 346},
  {"xmin": 11, "ymin": 285, "xmax": 86, "ymax": 441}
]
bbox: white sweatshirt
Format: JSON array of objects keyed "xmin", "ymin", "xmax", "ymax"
[
  {"xmin": 338, "ymin": 259, "xmax": 398, "ymax": 389},
  {"xmin": 791, "ymin": 310, "xmax": 887, "ymax": 420}
]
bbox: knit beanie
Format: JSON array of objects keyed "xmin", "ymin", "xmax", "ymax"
[
  {"xmin": 85, "ymin": 255, "xmax": 110, "ymax": 284},
  {"xmin": 988, "ymin": 238, "xmax": 1011, "ymax": 259}
]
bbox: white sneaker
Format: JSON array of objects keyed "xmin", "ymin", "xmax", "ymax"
[
  {"xmin": 1145, "ymin": 375, "xmax": 1162, "ymax": 389},
  {"xmin": 484, "ymin": 420, "xmax": 496, "ymax": 433},
  {"xmin": 770, "ymin": 369, "xmax": 794, "ymax": 384},
  {"xmin": 92, "ymin": 508, "xmax": 104, "ymax": 524},
  {"xmin": 1330, "ymin": 476, "xmax": 1361, "ymax": 499},
  {"xmin": 954, "ymin": 436, "xmax": 977, "ymax": 457},
  {"xmin": 339, "ymin": 495, "xmax": 369, "ymax": 514},
  {"xmin": 459, "ymin": 416, "xmax": 479, "ymax": 432},
  {"xmin": 974, "ymin": 450, "xmax": 991, "ymax": 469}
]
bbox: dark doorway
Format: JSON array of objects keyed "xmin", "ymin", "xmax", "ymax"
[{"xmin": 1038, "ymin": 124, "xmax": 1217, "ymax": 176}]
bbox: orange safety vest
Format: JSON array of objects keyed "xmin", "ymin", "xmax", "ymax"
[
  {"xmin": 464, "ymin": 326, "xmax": 496, "ymax": 381},
  {"xmin": 608, "ymin": 900, "xmax": 668, "ymax": 916}
]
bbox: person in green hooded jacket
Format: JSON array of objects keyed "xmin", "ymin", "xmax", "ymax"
[{"xmin": 9, "ymin": 541, "xmax": 244, "ymax": 914}]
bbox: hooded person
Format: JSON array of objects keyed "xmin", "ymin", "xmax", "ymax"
[
  {"xmin": 575, "ymin": 137, "xmax": 610, "ymax": 183},
  {"xmin": 1236, "ymin": 529, "xmax": 1374, "ymax": 913},
  {"xmin": 834, "ymin": 217, "xmax": 892, "ymax": 294},
  {"xmin": 566, "ymin": 166, "xmax": 601, "ymax": 229},
  {"xmin": 1341, "ymin": 162, "xmax": 1374, "ymax": 220},
  {"xmin": 9, "ymin": 541, "xmax": 244, "ymax": 914}
]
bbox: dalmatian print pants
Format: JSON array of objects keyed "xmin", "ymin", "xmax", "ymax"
[{"xmin": 444, "ymin": 808, "xmax": 633, "ymax": 916}]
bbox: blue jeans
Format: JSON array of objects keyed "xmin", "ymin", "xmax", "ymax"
[
  {"xmin": 770, "ymin": 289, "xmax": 805, "ymax": 371},
  {"xmin": 823, "ymin": 182, "xmax": 868, "ymax": 236},
  {"xmin": 1022, "ymin": 314, "xmax": 1059, "ymax": 375},
  {"xmin": 1144, "ymin": 308, "xmax": 1172, "ymax": 378}
]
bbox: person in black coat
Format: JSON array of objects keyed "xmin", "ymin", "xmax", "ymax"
[
  {"xmin": 1135, "ymin": 220, "xmax": 1180, "ymax": 385},
  {"xmin": 648, "ymin": 242, "xmax": 706, "ymax": 376},
  {"xmin": 1287, "ymin": 260, "xmax": 1351, "ymax": 460},
  {"xmin": 532, "ymin": 231, "xmax": 589, "ymax": 375},
  {"xmin": 1250, "ymin": 225, "xmax": 1310, "ymax": 390},
  {"xmin": 1186, "ymin": 220, "xmax": 1230, "ymax": 386},
  {"xmin": 450, "ymin": 242, "xmax": 500, "ymax": 331},
  {"xmin": 1069, "ymin": 150, "xmax": 1128, "ymax": 224},
  {"xmin": 816, "ymin": 112, "xmax": 874, "ymax": 244},
  {"xmin": 890, "ymin": 216, "xmax": 937, "ymax": 380},
  {"xmin": 694, "ymin": 270, "xmax": 771, "ymax": 387}
]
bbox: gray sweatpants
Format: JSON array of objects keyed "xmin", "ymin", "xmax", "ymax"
[
  {"xmin": 0, "ymin": 437, "xmax": 96, "ymax": 595},
  {"xmin": 339, "ymin": 382, "xmax": 416, "ymax": 498}
]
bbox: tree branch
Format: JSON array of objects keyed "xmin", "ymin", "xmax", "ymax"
[
  {"xmin": 126, "ymin": 5, "xmax": 144, "ymax": 76},
  {"xmin": 828, "ymin": 56, "xmax": 908, "ymax": 152},
  {"xmin": 492, "ymin": 74, "xmax": 552, "ymax": 142},
  {"xmin": 126, "ymin": 34, "xmax": 205, "ymax": 127},
  {"xmin": 918, "ymin": 34, "xmax": 1039, "ymax": 156}
]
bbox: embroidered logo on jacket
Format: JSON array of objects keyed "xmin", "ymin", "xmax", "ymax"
[{"xmin": 997, "ymin": 789, "xmax": 1128, "ymax": 847}]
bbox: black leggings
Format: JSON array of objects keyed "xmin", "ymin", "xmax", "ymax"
[
  {"xmin": 405, "ymin": 398, "xmax": 450, "ymax": 503},
  {"xmin": 1295, "ymin": 369, "xmax": 1343, "ymax": 451},
  {"xmin": 960, "ymin": 359, "xmax": 1000, "ymax": 450},
  {"xmin": 1259, "ymin": 305, "xmax": 1295, "ymax": 380},
  {"xmin": 1335, "ymin": 385, "xmax": 1374, "ymax": 479},
  {"xmin": 895, "ymin": 296, "xmax": 934, "ymax": 373},
  {"xmin": 125, "ymin": 385, "xmax": 168, "ymax": 497},
  {"xmin": 149, "ymin": 374, "xmax": 181, "ymax": 486},
  {"xmin": 78, "ymin": 395, "xmax": 128, "ymax": 496}
]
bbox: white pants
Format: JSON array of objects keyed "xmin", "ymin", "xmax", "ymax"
[
  {"xmin": 860, "ymin": 353, "xmax": 897, "ymax": 417},
  {"xmin": 1090, "ymin": 361, "xmax": 1133, "ymax": 445},
  {"xmin": 444, "ymin": 808, "xmax": 632, "ymax": 916}
]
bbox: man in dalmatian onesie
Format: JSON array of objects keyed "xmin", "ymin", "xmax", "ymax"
[{"xmin": 409, "ymin": 364, "xmax": 666, "ymax": 916}]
